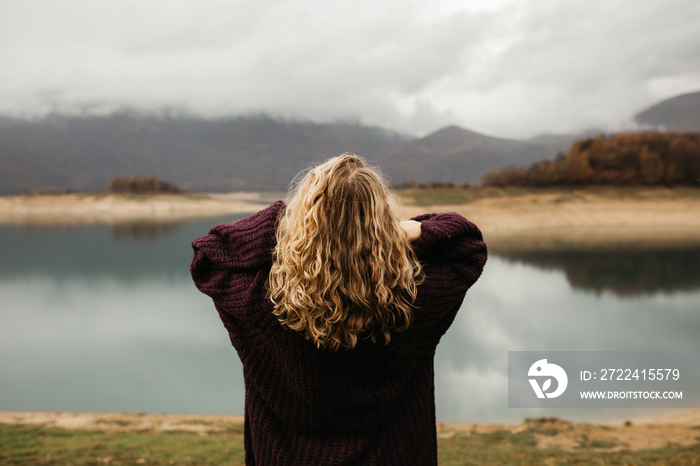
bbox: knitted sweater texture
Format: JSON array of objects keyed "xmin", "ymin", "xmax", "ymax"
[{"xmin": 190, "ymin": 201, "xmax": 487, "ymax": 465}]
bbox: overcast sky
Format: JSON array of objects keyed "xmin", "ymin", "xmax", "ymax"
[{"xmin": 1, "ymin": 0, "xmax": 699, "ymax": 139}]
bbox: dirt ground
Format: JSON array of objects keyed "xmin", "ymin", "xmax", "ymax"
[
  {"xmin": 397, "ymin": 188, "xmax": 700, "ymax": 251},
  {"xmin": 1, "ymin": 409, "xmax": 699, "ymax": 452},
  {"xmin": 1, "ymin": 189, "xmax": 699, "ymax": 252},
  {"xmin": 437, "ymin": 409, "xmax": 700, "ymax": 452},
  {"xmin": 0, "ymin": 193, "xmax": 267, "ymax": 227}
]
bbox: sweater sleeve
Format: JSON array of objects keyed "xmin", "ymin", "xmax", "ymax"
[
  {"xmin": 401, "ymin": 211, "xmax": 487, "ymax": 350},
  {"xmin": 411, "ymin": 211, "xmax": 487, "ymax": 271},
  {"xmin": 190, "ymin": 201, "xmax": 284, "ymax": 298}
]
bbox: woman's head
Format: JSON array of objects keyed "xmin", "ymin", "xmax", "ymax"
[{"xmin": 269, "ymin": 153, "xmax": 422, "ymax": 351}]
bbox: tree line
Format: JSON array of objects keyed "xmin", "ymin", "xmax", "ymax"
[
  {"xmin": 482, "ymin": 131, "xmax": 700, "ymax": 187},
  {"xmin": 107, "ymin": 175, "xmax": 183, "ymax": 194},
  {"xmin": 0, "ymin": 113, "xmax": 410, "ymax": 195}
]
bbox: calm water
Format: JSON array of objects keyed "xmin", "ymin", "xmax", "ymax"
[{"xmin": 1, "ymin": 217, "xmax": 699, "ymax": 424}]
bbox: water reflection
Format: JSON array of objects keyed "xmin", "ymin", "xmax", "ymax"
[
  {"xmin": 110, "ymin": 221, "xmax": 184, "ymax": 242},
  {"xmin": 1, "ymin": 219, "xmax": 699, "ymax": 424},
  {"xmin": 435, "ymin": 256, "xmax": 700, "ymax": 423},
  {"xmin": 0, "ymin": 215, "xmax": 243, "ymax": 282},
  {"xmin": 497, "ymin": 249, "xmax": 700, "ymax": 296},
  {"xmin": 0, "ymin": 216, "xmax": 248, "ymax": 415},
  {"xmin": 0, "ymin": 275, "xmax": 244, "ymax": 414}
]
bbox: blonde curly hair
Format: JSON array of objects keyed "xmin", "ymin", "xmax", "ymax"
[{"xmin": 268, "ymin": 153, "xmax": 422, "ymax": 351}]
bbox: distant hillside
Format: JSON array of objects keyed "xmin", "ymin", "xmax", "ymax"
[
  {"xmin": 2, "ymin": 90, "xmax": 698, "ymax": 195},
  {"xmin": 0, "ymin": 113, "xmax": 411, "ymax": 195},
  {"xmin": 376, "ymin": 126, "xmax": 556, "ymax": 184},
  {"xmin": 0, "ymin": 115, "xmax": 564, "ymax": 195},
  {"xmin": 527, "ymin": 129, "xmax": 604, "ymax": 155},
  {"xmin": 635, "ymin": 91, "xmax": 700, "ymax": 132},
  {"xmin": 529, "ymin": 91, "xmax": 700, "ymax": 157},
  {"xmin": 482, "ymin": 131, "xmax": 700, "ymax": 187}
]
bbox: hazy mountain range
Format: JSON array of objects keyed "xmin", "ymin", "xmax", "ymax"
[
  {"xmin": 634, "ymin": 90, "xmax": 700, "ymax": 132},
  {"xmin": 0, "ymin": 91, "xmax": 697, "ymax": 195}
]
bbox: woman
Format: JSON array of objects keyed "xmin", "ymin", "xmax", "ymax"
[{"xmin": 191, "ymin": 153, "xmax": 487, "ymax": 465}]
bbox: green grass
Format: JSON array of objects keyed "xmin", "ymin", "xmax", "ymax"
[
  {"xmin": 437, "ymin": 428, "xmax": 700, "ymax": 465},
  {"xmin": 2, "ymin": 423, "xmax": 699, "ymax": 465},
  {"xmin": 437, "ymin": 430, "xmax": 700, "ymax": 465},
  {"xmin": 0, "ymin": 424, "xmax": 245, "ymax": 465}
]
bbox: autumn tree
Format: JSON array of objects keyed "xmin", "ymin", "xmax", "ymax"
[
  {"xmin": 481, "ymin": 131, "xmax": 700, "ymax": 187},
  {"xmin": 107, "ymin": 175, "xmax": 183, "ymax": 193}
]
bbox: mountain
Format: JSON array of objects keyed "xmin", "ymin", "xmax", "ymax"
[
  {"xmin": 1, "ymin": 91, "xmax": 698, "ymax": 194},
  {"xmin": 634, "ymin": 91, "xmax": 700, "ymax": 132},
  {"xmin": 376, "ymin": 126, "xmax": 556, "ymax": 184},
  {"xmin": 527, "ymin": 129, "xmax": 605, "ymax": 155},
  {"xmin": 0, "ymin": 115, "xmax": 560, "ymax": 194},
  {"xmin": 0, "ymin": 113, "xmax": 412, "ymax": 195}
]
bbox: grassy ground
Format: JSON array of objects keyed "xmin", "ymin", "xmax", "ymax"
[
  {"xmin": 2, "ymin": 422, "xmax": 699, "ymax": 465},
  {"xmin": 438, "ymin": 428, "xmax": 700, "ymax": 465},
  {"xmin": 1, "ymin": 424, "xmax": 245, "ymax": 466},
  {"xmin": 399, "ymin": 186, "xmax": 519, "ymax": 205},
  {"xmin": 398, "ymin": 186, "xmax": 700, "ymax": 206}
]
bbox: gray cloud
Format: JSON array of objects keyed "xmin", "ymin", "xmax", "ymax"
[{"xmin": 0, "ymin": 0, "xmax": 698, "ymax": 138}]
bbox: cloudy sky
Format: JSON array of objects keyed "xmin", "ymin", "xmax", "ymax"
[{"xmin": 1, "ymin": 0, "xmax": 699, "ymax": 139}]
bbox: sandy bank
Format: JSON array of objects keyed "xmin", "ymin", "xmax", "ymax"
[
  {"xmin": 398, "ymin": 189, "xmax": 700, "ymax": 251},
  {"xmin": 1, "ymin": 409, "xmax": 698, "ymax": 452},
  {"xmin": 0, "ymin": 193, "xmax": 265, "ymax": 227},
  {"xmin": 1, "ymin": 189, "xmax": 699, "ymax": 251}
]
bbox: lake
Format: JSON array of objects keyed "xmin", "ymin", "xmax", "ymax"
[{"xmin": 1, "ymin": 215, "xmax": 699, "ymax": 424}]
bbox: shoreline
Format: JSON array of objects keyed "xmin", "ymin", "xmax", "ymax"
[
  {"xmin": 1, "ymin": 409, "xmax": 699, "ymax": 451},
  {"xmin": 2, "ymin": 189, "xmax": 699, "ymax": 251},
  {"xmin": 398, "ymin": 188, "xmax": 700, "ymax": 251},
  {"xmin": 0, "ymin": 193, "xmax": 266, "ymax": 227}
]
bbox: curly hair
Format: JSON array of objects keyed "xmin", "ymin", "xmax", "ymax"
[{"xmin": 268, "ymin": 153, "xmax": 423, "ymax": 351}]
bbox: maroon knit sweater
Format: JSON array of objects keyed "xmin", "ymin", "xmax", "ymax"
[{"xmin": 191, "ymin": 201, "xmax": 487, "ymax": 465}]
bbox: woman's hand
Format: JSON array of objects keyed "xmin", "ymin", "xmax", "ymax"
[{"xmin": 400, "ymin": 220, "xmax": 422, "ymax": 242}]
